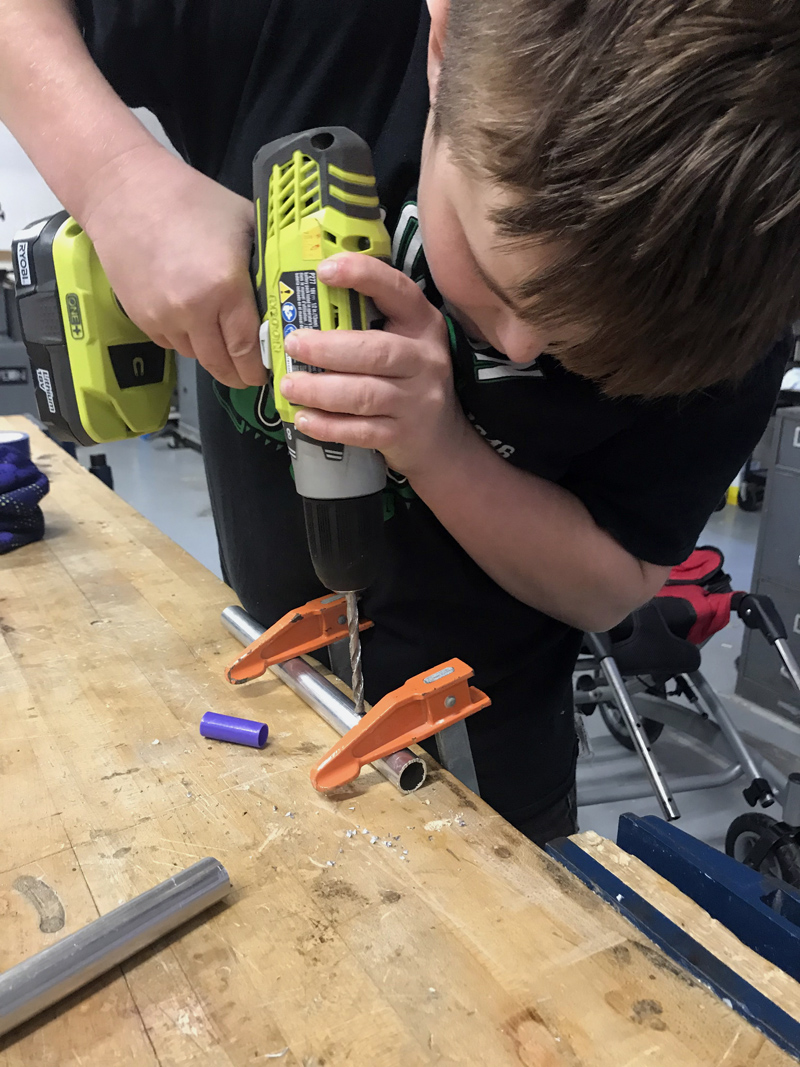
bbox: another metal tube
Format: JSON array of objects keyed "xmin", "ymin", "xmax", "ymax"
[
  {"xmin": 782, "ymin": 773, "xmax": 800, "ymax": 828},
  {"xmin": 0, "ymin": 858, "xmax": 231, "ymax": 1039},
  {"xmin": 221, "ymin": 606, "xmax": 426, "ymax": 794},
  {"xmin": 775, "ymin": 638, "xmax": 800, "ymax": 701},
  {"xmin": 578, "ymin": 764, "xmax": 744, "ymax": 808},
  {"xmin": 598, "ymin": 654, "xmax": 681, "ymax": 821},
  {"xmin": 687, "ymin": 672, "xmax": 768, "ymax": 789}
]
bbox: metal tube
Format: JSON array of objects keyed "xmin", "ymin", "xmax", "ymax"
[
  {"xmin": 221, "ymin": 606, "xmax": 426, "ymax": 794},
  {"xmin": 578, "ymin": 764, "xmax": 744, "ymax": 808},
  {"xmin": 775, "ymin": 638, "xmax": 800, "ymax": 700},
  {"xmin": 783, "ymin": 773, "xmax": 800, "ymax": 827},
  {"xmin": 0, "ymin": 858, "xmax": 230, "ymax": 1039},
  {"xmin": 598, "ymin": 654, "xmax": 681, "ymax": 821},
  {"xmin": 687, "ymin": 672, "xmax": 769, "ymax": 789}
]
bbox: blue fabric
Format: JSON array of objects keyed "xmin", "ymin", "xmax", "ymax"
[{"xmin": 0, "ymin": 446, "xmax": 49, "ymax": 553}]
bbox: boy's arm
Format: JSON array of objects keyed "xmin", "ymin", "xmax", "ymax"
[
  {"xmin": 280, "ymin": 253, "xmax": 671, "ymax": 633},
  {"xmin": 407, "ymin": 426, "xmax": 671, "ymax": 633},
  {"xmin": 0, "ymin": 0, "xmax": 264, "ymax": 389}
]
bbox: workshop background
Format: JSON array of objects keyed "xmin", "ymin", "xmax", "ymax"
[{"xmin": 2, "ymin": 111, "xmax": 800, "ymax": 854}]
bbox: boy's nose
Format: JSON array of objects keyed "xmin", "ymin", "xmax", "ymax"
[{"xmin": 495, "ymin": 319, "xmax": 551, "ymax": 364}]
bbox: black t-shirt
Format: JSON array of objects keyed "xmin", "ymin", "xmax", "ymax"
[
  {"xmin": 76, "ymin": 0, "xmax": 429, "ymax": 214},
  {"xmin": 75, "ymin": 0, "xmax": 787, "ymax": 821}
]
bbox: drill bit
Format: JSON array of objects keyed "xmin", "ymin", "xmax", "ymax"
[{"xmin": 345, "ymin": 591, "xmax": 366, "ymax": 717}]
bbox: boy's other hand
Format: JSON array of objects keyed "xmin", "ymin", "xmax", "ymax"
[
  {"xmin": 82, "ymin": 146, "xmax": 265, "ymax": 390},
  {"xmin": 279, "ymin": 253, "xmax": 468, "ymax": 477}
]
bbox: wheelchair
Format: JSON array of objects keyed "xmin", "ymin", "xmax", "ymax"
[{"xmin": 573, "ymin": 547, "xmax": 800, "ymax": 887}]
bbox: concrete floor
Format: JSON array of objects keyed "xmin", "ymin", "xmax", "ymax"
[
  {"xmin": 77, "ymin": 433, "xmax": 223, "ymax": 580},
  {"xmin": 75, "ymin": 434, "xmax": 800, "ymax": 851}
]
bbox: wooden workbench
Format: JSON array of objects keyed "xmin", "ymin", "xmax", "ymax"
[{"xmin": 1, "ymin": 414, "xmax": 798, "ymax": 1066}]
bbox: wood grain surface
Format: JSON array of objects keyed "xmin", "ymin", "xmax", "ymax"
[
  {"xmin": 573, "ymin": 831, "xmax": 800, "ymax": 1025},
  {"xmin": 0, "ymin": 415, "xmax": 795, "ymax": 1066}
]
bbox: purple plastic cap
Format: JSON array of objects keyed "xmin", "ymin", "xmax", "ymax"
[{"xmin": 200, "ymin": 711, "xmax": 268, "ymax": 749}]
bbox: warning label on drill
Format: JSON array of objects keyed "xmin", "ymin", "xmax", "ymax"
[{"xmin": 280, "ymin": 270, "xmax": 322, "ymax": 375}]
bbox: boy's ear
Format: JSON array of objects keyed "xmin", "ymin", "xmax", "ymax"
[{"xmin": 426, "ymin": 0, "xmax": 449, "ymax": 104}]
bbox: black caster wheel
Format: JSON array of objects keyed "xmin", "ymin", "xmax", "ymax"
[{"xmin": 725, "ymin": 812, "xmax": 800, "ymax": 887}]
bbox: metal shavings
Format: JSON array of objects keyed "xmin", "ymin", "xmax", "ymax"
[
  {"xmin": 151, "ymin": 739, "xmax": 160, "ymax": 745},
  {"xmin": 273, "ymin": 805, "xmax": 278, "ymax": 812},
  {"xmin": 370, "ymin": 836, "xmax": 378, "ymax": 844},
  {"xmin": 385, "ymin": 841, "xmax": 393, "ymax": 848},
  {"xmin": 393, "ymin": 835, "xmax": 400, "ymax": 841},
  {"xmin": 349, "ymin": 806, "xmax": 355, "ymax": 810},
  {"xmin": 425, "ymin": 799, "xmax": 431, "ymax": 805},
  {"xmin": 285, "ymin": 812, "xmax": 295, "ymax": 819},
  {"xmin": 456, "ymin": 817, "xmax": 466, "ymax": 827},
  {"xmin": 403, "ymin": 850, "xmax": 408, "ymax": 855},
  {"xmin": 361, "ymin": 828, "xmax": 369, "ymax": 835},
  {"xmin": 326, "ymin": 860, "xmax": 335, "ymax": 867},
  {"xmin": 263, "ymin": 1048, "xmax": 289, "ymax": 1059},
  {"xmin": 425, "ymin": 819, "xmax": 451, "ymax": 833}
]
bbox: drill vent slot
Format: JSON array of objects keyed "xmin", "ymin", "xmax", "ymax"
[{"xmin": 267, "ymin": 155, "xmax": 321, "ymax": 238}]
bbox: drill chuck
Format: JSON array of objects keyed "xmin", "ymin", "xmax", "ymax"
[
  {"xmin": 303, "ymin": 492, "xmax": 385, "ymax": 593},
  {"xmin": 284, "ymin": 419, "xmax": 385, "ymax": 592}
]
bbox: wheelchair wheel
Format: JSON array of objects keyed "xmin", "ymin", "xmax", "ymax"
[
  {"xmin": 599, "ymin": 704, "xmax": 665, "ymax": 751},
  {"xmin": 725, "ymin": 813, "xmax": 800, "ymax": 887}
]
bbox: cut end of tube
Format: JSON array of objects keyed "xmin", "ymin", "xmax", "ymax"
[{"xmin": 398, "ymin": 758, "xmax": 426, "ymax": 794}]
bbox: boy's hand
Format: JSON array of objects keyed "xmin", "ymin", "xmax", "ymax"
[
  {"xmin": 279, "ymin": 253, "xmax": 467, "ymax": 477},
  {"xmin": 82, "ymin": 147, "xmax": 265, "ymax": 390}
]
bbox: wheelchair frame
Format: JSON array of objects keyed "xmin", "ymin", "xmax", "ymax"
[{"xmin": 573, "ymin": 594, "xmax": 800, "ymax": 827}]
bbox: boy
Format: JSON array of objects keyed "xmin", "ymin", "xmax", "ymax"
[{"xmin": 1, "ymin": 0, "xmax": 796, "ymax": 844}]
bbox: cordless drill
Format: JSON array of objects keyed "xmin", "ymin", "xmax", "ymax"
[
  {"xmin": 12, "ymin": 127, "xmax": 391, "ymax": 709},
  {"xmin": 251, "ymin": 128, "xmax": 389, "ymax": 710}
]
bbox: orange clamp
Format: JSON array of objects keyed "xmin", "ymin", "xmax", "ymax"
[
  {"xmin": 225, "ymin": 593, "xmax": 373, "ymax": 685},
  {"xmin": 310, "ymin": 658, "xmax": 490, "ymax": 792}
]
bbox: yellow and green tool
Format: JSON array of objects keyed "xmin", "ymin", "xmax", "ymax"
[
  {"xmin": 13, "ymin": 127, "xmax": 392, "ymax": 713},
  {"xmin": 12, "ymin": 212, "xmax": 175, "ymax": 445}
]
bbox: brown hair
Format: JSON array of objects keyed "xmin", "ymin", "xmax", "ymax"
[{"xmin": 434, "ymin": 0, "xmax": 800, "ymax": 397}]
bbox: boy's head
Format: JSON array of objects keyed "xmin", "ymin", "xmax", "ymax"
[{"xmin": 418, "ymin": 0, "xmax": 800, "ymax": 397}]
